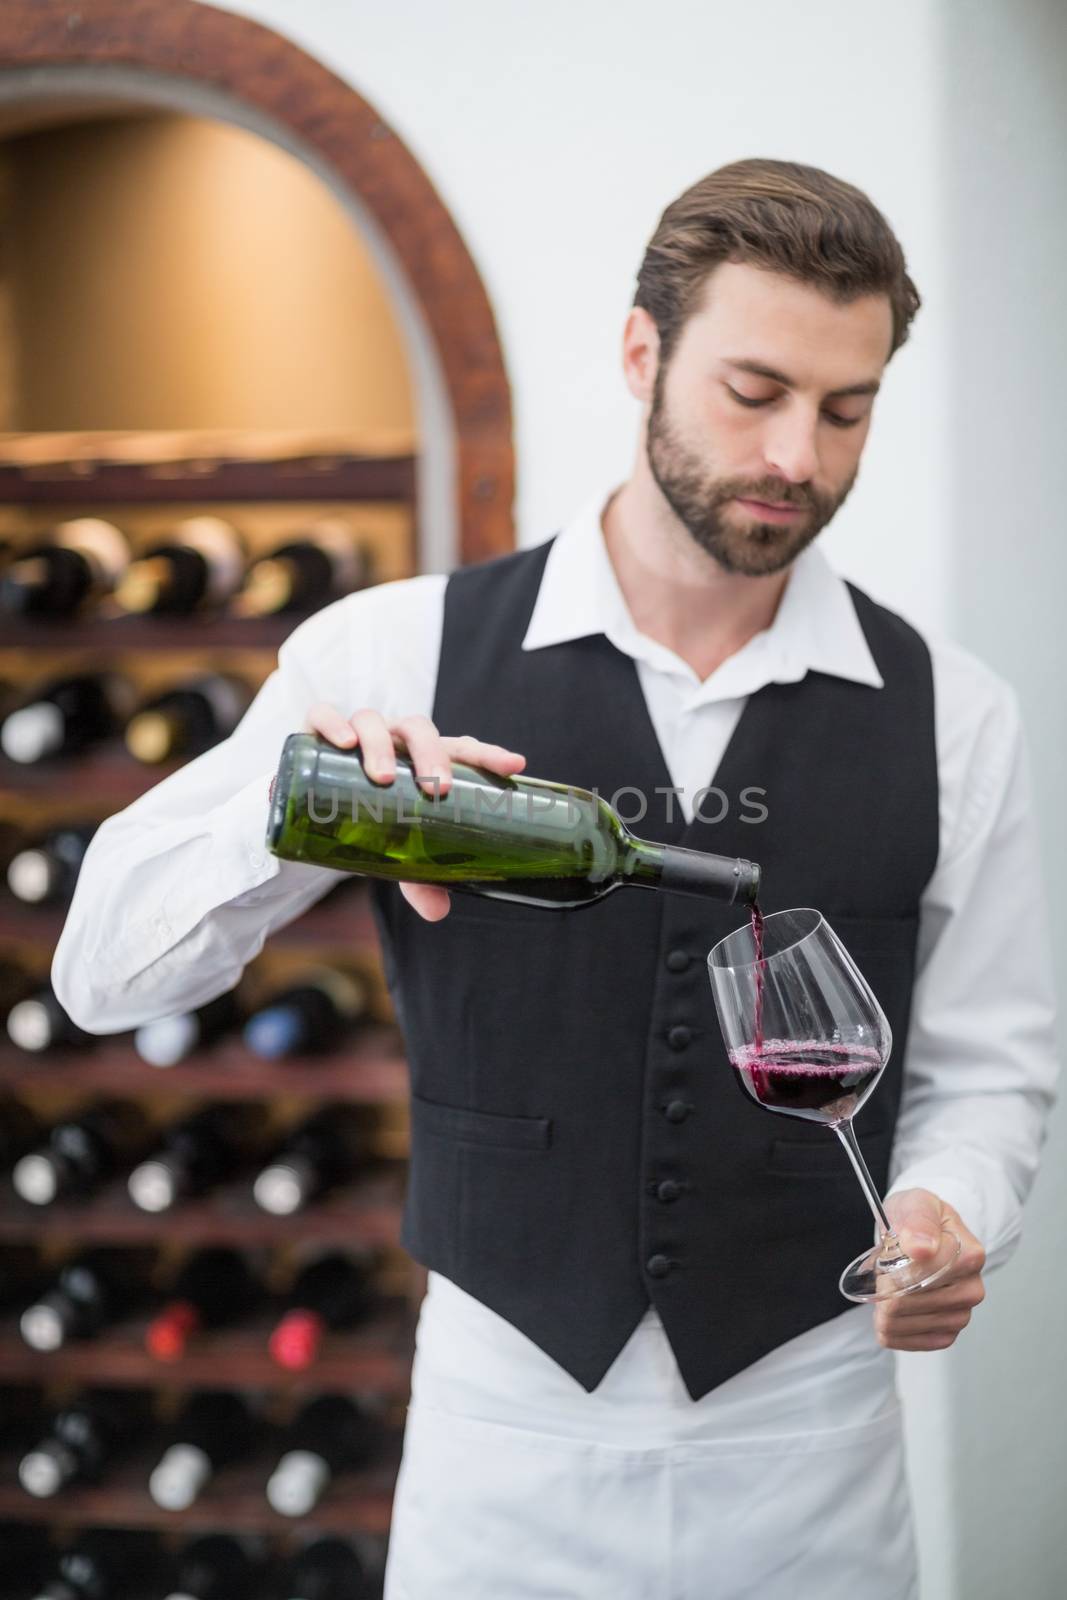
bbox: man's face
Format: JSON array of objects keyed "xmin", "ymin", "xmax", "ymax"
[{"xmin": 644, "ymin": 261, "xmax": 893, "ymax": 575}]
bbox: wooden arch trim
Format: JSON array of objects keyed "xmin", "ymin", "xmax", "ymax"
[{"xmin": 0, "ymin": 0, "xmax": 515, "ymax": 564}]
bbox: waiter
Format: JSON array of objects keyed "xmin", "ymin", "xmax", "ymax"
[{"xmin": 53, "ymin": 158, "xmax": 1058, "ymax": 1599}]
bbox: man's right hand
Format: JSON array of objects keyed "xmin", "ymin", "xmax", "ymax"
[{"xmin": 305, "ymin": 703, "xmax": 527, "ymax": 922}]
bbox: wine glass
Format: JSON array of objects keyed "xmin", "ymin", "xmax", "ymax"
[{"xmin": 707, "ymin": 907, "xmax": 961, "ymax": 1301}]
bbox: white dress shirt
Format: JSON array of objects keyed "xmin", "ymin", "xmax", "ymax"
[{"xmin": 53, "ymin": 487, "xmax": 1059, "ymax": 1599}]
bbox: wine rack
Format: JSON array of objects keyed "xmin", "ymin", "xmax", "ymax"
[{"xmin": 0, "ymin": 430, "xmax": 421, "ymax": 1583}]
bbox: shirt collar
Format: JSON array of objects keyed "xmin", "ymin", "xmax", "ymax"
[{"xmin": 521, "ymin": 486, "xmax": 884, "ymax": 703}]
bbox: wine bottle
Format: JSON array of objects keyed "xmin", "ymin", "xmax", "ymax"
[
  {"xmin": 18, "ymin": 1246, "xmax": 155, "ymax": 1352},
  {"xmin": 0, "ymin": 672, "xmax": 135, "ymax": 765},
  {"xmin": 30, "ymin": 1529, "xmax": 163, "ymax": 1600},
  {"xmin": 269, "ymin": 1251, "xmax": 374, "ymax": 1370},
  {"xmin": 145, "ymin": 1246, "xmax": 261, "ymax": 1361},
  {"xmin": 18, "ymin": 1388, "xmax": 151, "ymax": 1497},
  {"xmin": 12, "ymin": 1099, "xmax": 152, "ymax": 1206},
  {"xmin": 6, "ymin": 985, "xmax": 95, "ymax": 1054},
  {"xmin": 0, "ymin": 1522, "xmax": 51, "ymax": 1597},
  {"xmin": 267, "ymin": 733, "xmax": 762, "ymax": 907},
  {"xmin": 148, "ymin": 1390, "xmax": 258, "ymax": 1510},
  {"xmin": 126, "ymin": 1101, "xmax": 271, "ymax": 1213},
  {"xmin": 252, "ymin": 1104, "xmax": 373, "ymax": 1215},
  {"xmin": 231, "ymin": 519, "xmax": 372, "ymax": 617},
  {"xmin": 112, "ymin": 515, "xmax": 245, "ymax": 615},
  {"xmin": 0, "ymin": 518, "xmax": 129, "ymax": 619},
  {"xmin": 6, "ymin": 822, "xmax": 98, "ymax": 906},
  {"xmin": 266, "ymin": 1394, "xmax": 383, "ymax": 1516},
  {"xmin": 161, "ymin": 1534, "xmax": 268, "ymax": 1600},
  {"xmin": 0, "ymin": 1097, "xmax": 43, "ymax": 1167},
  {"xmin": 133, "ymin": 988, "xmax": 241, "ymax": 1069},
  {"xmin": 283, "ymin": 1536, "xmax": 380, "ymax": 1600},
  {"xmin": 124, "ymin": 672, "xmax": 252, "ymax": 765},
  {"xmin": 0, "ymin": 1243, "xmax": 43, "ymax": 1311},
  {"xmin": 242, "ymin": 966, "xmax": 371, "ymax": 1059}
]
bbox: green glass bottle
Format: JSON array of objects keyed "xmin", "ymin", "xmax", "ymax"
[{"xmin": 267, "ymin": 733, "xmax": 760, "ymax": 910}]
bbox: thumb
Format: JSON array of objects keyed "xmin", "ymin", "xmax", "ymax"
[{"xmin": 884, "ymin": 1188, "xmax": 944, "ymax": 1260}]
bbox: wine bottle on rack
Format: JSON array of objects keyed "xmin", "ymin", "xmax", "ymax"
[
  {"xmin": 6, "ymin": 984, "xmax": 96, "ymax": 1054},
  {"xmin": 0, "ymin": 1098, "xmax": 43, "ymax": 1168},
  {"xmin": 18, "ymin": 1387, "xmax": 152, "ymax": 1497},
  {"xmin": 111, "ymin": 515, "xmax": 245, "ymax": 615},
  {"xmin": 30, "ymin": 1529, "xmax": 164, "ymax": 1600},
  {"xmin": 0, "ymin": 518, "xmax": 129, "ymax": 619},
  {"xmin": 0, "ymin": 1522, "xmax": 51, "ymax": 1597},
  {"xmin": 161, "ymin": 1534, "xmax": 268, "ymax": 1600},
  {"xmin": 145, "ymin": 1246, "xmax": 262, "ymax": 1361},
  {"xmin": 0, "ymin": 1243, "xmax": 43, "ymax": 1310},
  {"xmin": 12, "ymin": 1099, "xmax": 152, "ymax": 1206},
  {"xmin": 0, "ymin": 672, "xmax": 136, "ymax": 766},
  {"xmin": 265, "ymin": 1393, "xmax": 383, "ymax": 1516},
  {"xmin": 133, "ymin": 988, "xmax": 242, "ymax": 1068},
  {"xmin": 124, "ymin": 672, "xmax": 253, "ymax": 765},
  {"xmin": 283, "ymin": 1536, "xmax": 381, "ymax": 1600},
  {"xmin": 126, "ymin": 1101, "xmax": 271, "ymax": 1213},
  {"xmin": 148, "ymin": 1389, "xmax": 258, "ymax": 1510},
  {"xmin": 268, "ymin": 733, "xmax": 762, "ymax": 907},
  {"xmin": 6, "ymin": 822, "xmax": 98, "ymax": 906},
  {"xmin": 252, "ymin": 1104, "xmax": 373, "ymax": 1215},
  {"xmin": 18, "ymin": 1245, "xmax": 156, "ymax": 1352},
  {"xmin": 269, "ymin": 1251, "xmax": 375, "ymax": 1370},
  {"xmin": 231, "ymin": 518, "xmax": 372, "ymax": 617},
  {"xmin": 242, "ymin": 966, "xmax": 371, "ymax": 1059}
]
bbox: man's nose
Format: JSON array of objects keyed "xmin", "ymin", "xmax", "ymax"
[{"xmin": 762, "ymin": 411, "xmax": 821, "ymax": 485}]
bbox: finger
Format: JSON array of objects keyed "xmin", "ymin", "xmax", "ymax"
[
  {"xmin": 881, "ymin": 1332, "xmax": 960, "ymax": 1353},
  {"xmin": 400, "ymin": 882, "xmax": 452, "ymax": 921},
  {"xmin": 306, "ymin": 702, "xmax": 358, "ymax": 748},
  {"xmin": 442, "ymin": 734, "xmax": 527, "ymax": 774},
  {"xmin": 878, "ymin": 1274, "xmax": 985, "ymax": 1316},
  {"xmin": 880, "ymin": 1309, "xmax": 973, "ymax": 1339},
  {"xmin": 391, "ymin": 714, "xmax": 450, "ymax": 796},
  {"xmin": 348, "ymin": 708, "xmax": 399, "ymax": 782}
]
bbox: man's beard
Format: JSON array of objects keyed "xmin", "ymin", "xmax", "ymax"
[{"xmin": 646, "ymin": 367, "xmax": 856, "ymax": 576}]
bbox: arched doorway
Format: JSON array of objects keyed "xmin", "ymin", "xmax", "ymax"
[{"xmin": 0, "ymin": 0, "xmax": 515, "ymax": 569}]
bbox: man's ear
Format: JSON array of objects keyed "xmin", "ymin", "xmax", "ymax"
[{"xmin": 621, "ymin": 306, "xmax": 660, "ymax": 404}]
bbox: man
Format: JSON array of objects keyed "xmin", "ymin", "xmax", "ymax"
[{"xmin": 54, "ymin": 159, "xmax": 1058, "ymax": 1599}]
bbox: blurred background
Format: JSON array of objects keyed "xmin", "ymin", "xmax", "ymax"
[{"xmin": 0, "ymin": 1, "xmax": 1062, "ymax": 1595}]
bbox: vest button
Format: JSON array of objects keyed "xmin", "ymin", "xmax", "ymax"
[
  {"xmin": 663, "ymin": 1099, "xmax": 693, "ymax": 1123},
  {"xmin": 656, "ymin": 1179, "xmax": 682, "ymax": 1202},
  {"xmin": 667, "ymin": 1024, "xmax": 692, "ymax": 1051},
  {"xmin": 665, "ymin": 949, "xmax": 690, "ymax": 973},
  {"xmin": 646, "ymin": 1253, "xmax": 672, "ymax": 1278}
]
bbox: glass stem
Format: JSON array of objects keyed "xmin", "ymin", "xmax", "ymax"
[{"xmin": 833, "ymin": 1119, "xmax": 897, "ymax": 1241}]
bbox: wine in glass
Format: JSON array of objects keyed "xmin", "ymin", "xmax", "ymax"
[{"xmin": 707, "ymin": 907, "xmax": 960, "ymax": 1300}]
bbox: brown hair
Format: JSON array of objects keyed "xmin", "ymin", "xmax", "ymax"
[{"xmin": 633, "ymin": 158, "xmax": 920, "ymax": 366}]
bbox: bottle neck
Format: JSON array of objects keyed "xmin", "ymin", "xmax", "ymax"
[{"xmin": 617, "ymin": 833, "xmax": 760, "ymax": 904}]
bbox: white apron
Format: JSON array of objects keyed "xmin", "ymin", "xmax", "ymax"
[{"xmin": 383, "ymin": 1273, "xmax": 918, "ymax": 1600}]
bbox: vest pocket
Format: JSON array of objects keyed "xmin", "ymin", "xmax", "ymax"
[
  {"xmin": 410, "ymin": 1090, "xmax": 553, "ymax": 1150},
  {"xmin": 766, "ymin": 1128, "xmax": 890, "ymax": 1177}
]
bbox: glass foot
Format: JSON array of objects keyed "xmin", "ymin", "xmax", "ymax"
[{"xmin": 839, "ymin": 1225, "xmax": 961, "ymax": 1303}]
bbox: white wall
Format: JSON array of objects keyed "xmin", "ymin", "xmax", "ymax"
[{"xmin": 201, "ymin": 4, "xmax": 1063, "ymax": 1591}]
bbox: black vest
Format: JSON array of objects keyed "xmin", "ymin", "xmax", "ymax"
[{"xmin": 370, "ymin": 539, "xmax": 939, "ymax": 1400}]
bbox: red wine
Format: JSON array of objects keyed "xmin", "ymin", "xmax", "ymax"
[
  {"xmin": 6, "ymin": 823, "xmax": 98, "ymax": 906},
  {"xmin": 124, "ymin": 672, "xmax": 252, "ymax": 764},
  {"xmin": 146, "ymin": 1247, "xmax": 261, "ymax": 1361},
  {"xmin": 0, "ymin": 518, "xmax": 129, "ymax": 619},
  {"xmin": 232, "ymin": 520, "xmax": 372, "ymax": 617},
  {"xmin": 133, "ymin": 988, "xmax": 242, "ymax": 1068},
  {"xmin": 731, "ymin": 1038, "xmax": 883, "ymax": 1125},
  {"xmin": 6, "ymin": 985, "xmax": 96, "ymax": 1054},
  {"xmin": 148, "ymin": 1390, "xmax": 258, "ymax": 1510},
  {"xmin": 242, "ymin": 967, "xmax": 371, "ymax": 1059},
  {"xmin": 112, "ymin": 516, "xmax": 245, "ymax": 615},
  {"xmin": 0, "ymin": 672, "xmax": 135, "ymax": 765},
  {"xmin": 750, "ymin": 901, "xmax": 766, "ymax": 1051}
]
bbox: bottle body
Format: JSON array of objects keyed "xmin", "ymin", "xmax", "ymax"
[{"xmin": 268, "ymin": 733, "xmax": 760, "ymax": 908}]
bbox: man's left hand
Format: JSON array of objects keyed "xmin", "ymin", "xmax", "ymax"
[{"xmin": 874, "ymin": 1188, "xmax": 986, "ymax": 1351}]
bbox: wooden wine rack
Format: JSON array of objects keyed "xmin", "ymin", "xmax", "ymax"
[{"xmin": 0, "ymin": 433, "xmax": 421, "ymax": 1555}]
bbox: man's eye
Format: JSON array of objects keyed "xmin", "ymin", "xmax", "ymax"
[{"xmin": 725, "ymin": 385, "xmax": 863, "ymax": 429}]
